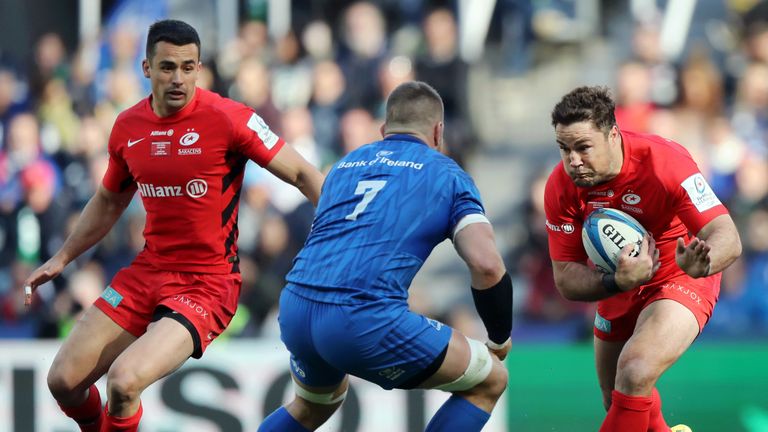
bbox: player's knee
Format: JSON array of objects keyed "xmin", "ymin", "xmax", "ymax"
[
  {"xmin": 480, "ymin": 360, "xmax": 508, "ymax": 401},
  {"xmin": 437, "ymin": 337, "xmax": 506, "ymax": 401},
  {"xmin": 47, "ymin": 366, "xmax": 74, "ymax": 402},
  {"xmin": 106, "ymin": 365, "xmax": 142, "ymax": 403},
  {"xmin": 616, "ymin": 354, "xmax": 658, "ymax": 392},
  {"xmin": 47, "ymin": 362, "xmax": 84, "ymax": 403}
]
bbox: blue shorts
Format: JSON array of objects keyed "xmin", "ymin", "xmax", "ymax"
[{"xmin": 279, "ymin": 284, "xmax": 453, "ymax": 390}]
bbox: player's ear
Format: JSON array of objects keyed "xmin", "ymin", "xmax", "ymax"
[
  {"xmin": 142, "ymin": 59, "xmax": 151, "ymax": 78},
  {"xmin": 610, "ymin": 125, "xmax": 620, "ymax": 143},
  {"xmin": 379, "ymin": 122, "xmax": 386, "ymax": 138},
  {"xmin": 434, "ymin": 121, "xmax": 444, "ymax": 150}
]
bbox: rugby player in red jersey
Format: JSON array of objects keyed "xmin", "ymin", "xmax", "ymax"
[
  {"xmin": 23, "ymin": 19, "xmax": 324, "ymax": 432},
  {"xmin": 544, "ymin": 86, "xmax": 741, "ymax": 432}
]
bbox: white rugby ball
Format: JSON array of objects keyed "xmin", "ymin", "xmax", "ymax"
[{"xmin": 582, "ymin": 208, "xmax": 647, "ymax": 273}]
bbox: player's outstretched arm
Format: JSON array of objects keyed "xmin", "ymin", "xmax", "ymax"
[
  {"xmin": 676, "ymin": 214, "xmax": 742, "ymax": 278},
  {"xmin": 23, "ymin": 184, "xmax": 135, "ymax": 305},
  {"xmin": 453, "ymin": 221, "xmax": 512, "ymax": 359},
  {"xmin": 552, "ymin": 235, "xmax": 659, "ymax": 301},
  {"xmin": 265, "ymin": 144, "xmax": 325, "ymax": 206}
]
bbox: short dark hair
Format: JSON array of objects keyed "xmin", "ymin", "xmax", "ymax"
[
  {"xmin": 551, "ymin": 86, "xmax": 616, "ymax": 134},
  {"xmin": 385, "ymin": 81, "xmax": 444, "ymax": 128},
  {"xmin": 146, "ymin": 19, "xmax": 201, "ymax": 60}
]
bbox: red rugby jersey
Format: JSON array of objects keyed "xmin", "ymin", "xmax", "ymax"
[
  {"xmin": 544, "ymin": 130, "xmax": 729, "ymax": 285},
  {"xmin": 103, "ymin": 88, "xmax": 285, "ymax": 274}
]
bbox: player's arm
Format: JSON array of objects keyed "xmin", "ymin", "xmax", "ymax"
[
  {"xmin": 453, "ymin": 219, "xmax": 512, "ymax": 359},
  {"xmin": 552, "ymin": 234, "xmax": 660, "ymax": 301},
  {"xmin": 676, "ymin": 214, "xmax": 742, "ymax": 278},
  {"xmin": 24, "ymin": 184, "xmax": 135, "ymax": 304},
  {"xmin": 264, "ymin": 144, "xmax": 325, "ymax": 206}
]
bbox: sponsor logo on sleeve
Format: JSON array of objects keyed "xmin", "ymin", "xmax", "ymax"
[
  {"xmin": 681, "ymin": 173, "xmax": 721, "ymax": 212},
  {"xmin": 247, "ymin": 113, "xmax": 279, "ymax": 150}
]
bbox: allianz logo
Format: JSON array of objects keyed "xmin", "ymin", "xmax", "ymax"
[{"xmin": 138, "ymin": 179, "xmax": 208, "ymax": 198}]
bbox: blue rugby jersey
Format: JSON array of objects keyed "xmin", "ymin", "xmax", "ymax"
[{"xmin": 286, "ymin": 134, "xmax": 485, "ymax": 304}]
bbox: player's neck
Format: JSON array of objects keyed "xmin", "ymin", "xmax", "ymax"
[{"xmin": 383, "ymin": 131, "xmax": 433, "ymax": 148}]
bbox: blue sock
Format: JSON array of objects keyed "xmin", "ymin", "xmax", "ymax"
[
  {"xmin": 425, "ymin": 395, "xmax": 491, "ymax": 432},
  {"xmin": 258, "ymin": 406, "xmax": 310, "ymax": 432}
]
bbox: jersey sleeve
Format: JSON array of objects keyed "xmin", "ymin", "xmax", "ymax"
[
  {"xmin": 448, "ymin": 168, "xmax": 486, "ymax": 232},
  {"xmin": 544, "ymin": 169, "xmax": 588, "ymax": 262},
  {"xmin": 660, "ymin": 146, "xmax": 729, "ymax": 235},
  {"xmin": 224, "ymin": 102, "xmax": 286, "ymax": 166},
  {"xmin": 102, "ymin": 124, "xmax": 134, "ymax": 193}
]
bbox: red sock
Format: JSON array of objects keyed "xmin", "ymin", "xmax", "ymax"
[
  {"xmin": 648, "ymin": 388, "xmax": 669, "ymax": 432},
  {"xmin": 100, "ymin": 402, "xmax": 143, "ymax": 432},
  {"xmin": 58, "ymin": 384, "xmax": 102, "ymax": 432},
  {"xmin": 599, "ymin": 390, "xmax": 653, "ymax": 432}
]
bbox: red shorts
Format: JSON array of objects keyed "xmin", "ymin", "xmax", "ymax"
[
  {"xmin": 94, "ymin": 256, "xmax": 241, "ymax": 358},
  {"xmin": 593, "ymin": 273, "xmax": 721, "ymax": 341}
]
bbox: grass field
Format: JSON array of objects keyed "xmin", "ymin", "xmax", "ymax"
[{"xmin": 505, "ymin": 343, "xmax": 768, "ymax": 432}]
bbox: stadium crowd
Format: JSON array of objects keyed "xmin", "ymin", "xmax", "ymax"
[{"xmin": 1, "ymin": 0, "xmax": 767, "ymax": 341}]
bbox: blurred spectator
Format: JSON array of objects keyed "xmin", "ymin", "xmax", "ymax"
[
  {"xmin": 0, "ymin": 67, "xmax": 29, "ymax": 151},
  {"xmin": 309, "ymin": 60, "xmax": 347, "ymax": 156},
  {"xmin": 614, "ymin": 60, "xmax": 655, "ymax": 132},
  {"xmin": 337, "ymin": 2, "xmax": 387, "ymax": 113},
  {"xmin": 302, "ymin": 20, "xmax": 335, "ymax": 62},
  {"xmin": 28, "ymin": 33, "xmax": 69, "ymax": 105},
  {"xmin": 270, "ymin": 30, "xmax": 313, "ymax": 110},
  {"xmin": 415, "ymin": 7, "xmax": 475, "ymax": 165},
  {"xmin": 230, "ymin": 58, "xmax": 282, "ymax": 134},
  {"xmin": 731, "ymin": 61, "xmax": 768, "ymax": 157},
  {"xmin": 339, "ymin": 108, "xmax": 379, "ymax": 154}
]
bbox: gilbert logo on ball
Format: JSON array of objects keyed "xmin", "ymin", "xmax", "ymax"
[{"xmin": 582, "ymin": 208, "xmax": 647, "ymax": 273}]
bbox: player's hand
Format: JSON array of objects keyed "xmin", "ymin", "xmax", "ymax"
[
  {"xmin": 486, "ymin": 338, "xmax": 511, "ymax": 361},
  {"xmin": 23, "ymin": 256, "xmax": 66, "ymax": 307},
  {"xmin": 675, "ymin": 236, "xmax": 711, "ymax": 278},
  {"xmin": 615, "ymin": 234, "xmax": 659, "ymax": 291}
]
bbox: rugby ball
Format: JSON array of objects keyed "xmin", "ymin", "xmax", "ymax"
[{"xmin": 582, "ymin": 208, "xmax": 647, "ymax": 273}]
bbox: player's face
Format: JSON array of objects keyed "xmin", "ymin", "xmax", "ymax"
[
  {"xmin": 143, "ymin": 41, "xmax": 201, "ymax": 117},
  {"xmin": 555, "ymin": 121, "xmax": 621, "ymax": 187}
]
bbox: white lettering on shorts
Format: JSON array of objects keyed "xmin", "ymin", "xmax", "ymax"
[
  {"xmin": 661, "ymin": 282, "xmax": 703, "ymax": 305},
  {"xmin": 171, "ymin": 295, "xmax": 210, "ymax": 318}
]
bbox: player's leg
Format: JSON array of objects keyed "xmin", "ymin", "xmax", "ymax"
[
  {"xmin": 260, "ymin": 287, "xmax": 348, "ymax": 431},
  {"xmin": 595, "ymin": 338, "xmax": 669, "ymax": 432},
  {"xmin": 600, "ymin": 299, "xmax": 699, "ymax": 432},
  {"xmin": 101, "ymin": 316, "xmax": 194, "ymax": 430},
  {"xmin": 418, "ymin": 330, "xmax": 509, "ymax": 432},
  {"xmin": 594, "ymin": 338, "xmax": 625, "ymax": 412},
  {"xmin": 260, "ymin": 374, "xmax": 349, "ymax": 432},
  {"xmin": 47, "ymin": 306, "xmax": 137, "ymax": 432}
]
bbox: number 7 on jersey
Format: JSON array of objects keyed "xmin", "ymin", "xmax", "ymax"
[{"xmin": 345, "ymin": 180, "xmax": 387, "ymax": 221}]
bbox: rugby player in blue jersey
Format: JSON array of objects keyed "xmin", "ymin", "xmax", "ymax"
[{"xmin": 258, "ymin": 81, "xmax": 513, "ymax": 432}]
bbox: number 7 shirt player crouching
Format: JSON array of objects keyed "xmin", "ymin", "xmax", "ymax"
[{"xmin": 259, "ymin": 81, "xmax": 513, "ymax": 432}]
